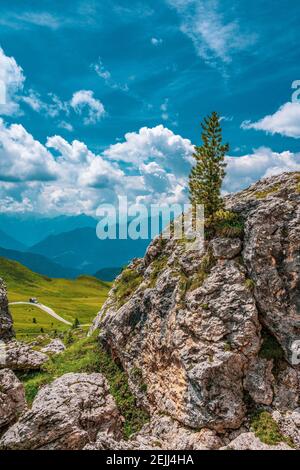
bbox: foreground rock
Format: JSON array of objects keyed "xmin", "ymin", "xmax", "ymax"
[
  {"xmin": 0, "ymin": 341, "xmax": 49, "ymax": 371},
  {"xmin": 0, "ymin": 373, "xmax": 122, "ymax": 450},
  {"xmin": 41, "ymin": 339, "xmax": 66, "ymax": 356},
  {"xmin": 221, "ymin": 432, "xmax": 293, "ymax": 450},
  {"xmin": 0, "ymin": 279, "xmax": 14, "ymax": 342},
  {"xmin": 0, "ymin": 369, "xmax": 27, "ymax": 432},
  {"xmin": 85, "ymin": 414, "xmax": 223, "ymax": 450},
  {"xmin": 90, "ymin": 172, "xmax": 300, "ymax": 440}
]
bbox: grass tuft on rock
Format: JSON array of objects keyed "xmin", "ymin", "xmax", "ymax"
[
  {"xmin": 255, "ymin": 183, "xmax": 281, "ymax": 200},
  {"xmin": 113, "ymin": 267, "xmax": 143, "ymax": 307},
  {"xmin": 250, "ymin": 411, "xmax": 293, "ymax": 446}
]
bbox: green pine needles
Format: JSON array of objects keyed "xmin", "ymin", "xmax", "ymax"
[{"xmin": 189, "ymin": 112, "xmax": 229, "ymax": 221}]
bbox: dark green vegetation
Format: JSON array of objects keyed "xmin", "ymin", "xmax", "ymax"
[
  {"xmin": 17, "ymin": 333, "xmax": 149, "ymax": 439},
  {"xmin": 250, "ymin": 411, "xmax": 293, "ymax": 446},
  {"xmin": 0, "ymin": 257, "xmax": 110, "ymax": 338},
  {"xmin": 189, "ymin": 111, "xmax": 228, "ymax": 219},
  {"xmin": 211, "ymin": 209, "xmax": 244, "ymax": 238},
  {"xmin": 259, "ymin": 329, "xmax": 284, "ymax": 361},
  {"xmin": 113, "ymin": 267, "xmax": 143, "ymax": 307}
]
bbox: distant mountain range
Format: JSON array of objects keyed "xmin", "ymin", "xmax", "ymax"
[
  {"xmin": 29, "ymin": 227, "xmax": 149, "ymax": 275},
  {"xmin": 0, "ymin": 229, "xmax": 27, "ymax": 252},
  {"xmin": 0, "ymin": 214, "xmax": 153, "ymax": 281},
  {"xmin": 0, "ymin": 213, "xmax": 97, "ymax": 246},
  {"xmin": 94, "ymin": 267, "xmax": 122, "ymax": 282},
  {"xmin": 0, "ymin": 246, "xmax": 80, "ymax": 279}
]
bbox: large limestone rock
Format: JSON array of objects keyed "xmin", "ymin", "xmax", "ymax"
[
  {"xmin": 0, "ymin": 369, "xmax": 27, "ymax": 431},
  {"xmin": 0, "ymin": 279, "xmax": 14, "ymax": 342},
  {"xmin": 91, "ymin": 172, "xmax": 300, "ymax": 436},
  {"xmin": 0, "ymin": 341, "xmax": 49, "ymax": 371},
  {"xmin": 85, "ymin": 414, "xmax": 223, "ymax": 450},
  {"xmin": 0, "ymin": 373, "xmax": 122, "ymax": 450},
  {"xmin": 227, "ymin": 172, "xmax": 300, "ymax": 363}
]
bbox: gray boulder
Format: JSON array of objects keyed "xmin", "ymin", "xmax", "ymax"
[
  {"xmin": 0, "ymin": 369, "xmax": 27, "ymax": 431},
  {"xmin": 0, "ymin": 341, "xmax": 49, "ymax": 371},
  {"xmin": 0, "ymin": 372, "xmax": 122, "ymax": 450}
]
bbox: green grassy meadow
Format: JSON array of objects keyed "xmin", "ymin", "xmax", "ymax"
[{"xmin": 0, "ymin": 257, "xmax": 111, "ymax": 339}]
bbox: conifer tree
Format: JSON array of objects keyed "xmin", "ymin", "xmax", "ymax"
[{"xmin": 189, "ymin": 112, "xmax": 229, "ymax": 221}]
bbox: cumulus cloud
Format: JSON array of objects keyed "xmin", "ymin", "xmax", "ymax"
[
  {"xmin": 0, "ymin": 47, "xmax": 25, "ymax": 115},
  {"xmin": 167, "ymin": 0, "xmax": 256, "ymax": 65},
  {"xmin": 103, "ymin": 124, "xmax": 194, "ymax": 177},
  {"xmin": 1, "ymin": 118, "xmax": 300, "ymax": 216},
  {"xmin": 241, "ymin": 102, "xmax": 300, "ymax": 138},
  {"xmin": 0, "ymin": 119, "xmax": 57, "ymax": 182},
  {"xmin": 70, "ymin": 90, "xmax": 105, "ymax": 125},
  {"xmin": 223, "ymin": 147, "xmax": 300, "ymax": 192}
]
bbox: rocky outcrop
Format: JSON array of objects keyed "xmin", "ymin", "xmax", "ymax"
[
  {"xmin": 0, "ymin": 279, "xmax": 14, "ymax": 342},
  {"xmin": 221, "ymin": 432, "xmax": 293, "ymax": 450},
  {"xmin": 0, "ymin": 369, "xmax": 27, "ymax": 432},
  {"xmin": 85, "ymin": 414, "xmax": 223, "ymax": 450},
  {"xmin": 0, "ymin": 341, "xmax": 49, "ymax": 371},
  {"xmin": 41, "ymin": 338, "xmax": 66, "ymax": 356},
  {"xmin": 0, "ymin": 373, "xmax": 122, "ymax": 450},
  {"xmin": 90, "ymin": 172, "xmax": 300, "ymax": 446}
]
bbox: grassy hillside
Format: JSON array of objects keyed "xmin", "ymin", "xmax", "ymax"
[{"xmin": 0, "ymin": 257, "xmax": 111, "ymax": 339}]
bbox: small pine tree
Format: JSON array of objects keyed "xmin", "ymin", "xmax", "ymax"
[
  {"xmin": 189, "ymin": 112, "xmax": 229, "ymax": 221},
  {"xmin": 72, "ymin": 317, "xmax": 80, "ymax": 329},
  {"xmin": 32, "ymin": 317, "xmax": 37, "ymax": 324}
]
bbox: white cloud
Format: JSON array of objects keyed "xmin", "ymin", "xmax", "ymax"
[
  {"xmin": 70, "ymin": 90, "xmax": 105, "ymax": 125},
  {"xmin": 0, "ymin": 47, "xmax": 25, "ymax": 116},
  {"xmin": 0, "ymin": 119, "xmax": 57, "ymax": 182},
  {"xmin": 223, "ymin": 147, "xmax": 300, "ymax": 193},
  {"xmin": 22, "ymin": 89, "xmax": 69, "ymax": 118},
  {"xmin": 92, "ymin": 58, "xmax": 129, "ymax": 92},
  {"xmin": 103, "ymin": 124, "xmax": 194, "ymax": 177},
  {"xmin": 58, "ymin": 121, "xmax": 73, "ymax": 132},
  {"xmin": 241, "ymin": 102, "xmax": 300, "ymax": 138},
  {"xmin": 14, "ymin": 12, "xmax": 61, "ymax": 30},
  {"xmin": 1, "ymin": 117, "xmax": 300, "ymax": 216},
  {"xmin": 167, "ymin": 0, "xmax": 256, "ymax": 64},
  {"xmin": 151, "ymin": 37, "xmax": 163, "ymax": 46}
]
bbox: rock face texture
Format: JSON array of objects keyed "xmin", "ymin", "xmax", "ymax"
[
  {"xmin": 0, "ymin": 278, "xmax": 14, "ymax": 342},
  {"xmin": 90, "ymin": 172, "xmax": 300, "ymax": 446},
  {"xmin": 0, "ymin": 373, "xmax": 122, "ymax": 450},
  {"xmin": 85, "ymin": 414, "xmax": 223, "ymax": 450},
  {"xmin": 221, "ymin": 432, "xmax": 292, "ymax": 450},
  {"xmin": 0, "ymin": 369, "xmax": 27, "ymax": 432},
  {"xmin": 0, "ymin": 341, "xmax": 49, "ymax": 371}
]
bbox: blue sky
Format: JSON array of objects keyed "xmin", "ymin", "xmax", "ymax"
[{"xmin": 0, "ymin": 0, "xmax": 300, "ymax": 215}]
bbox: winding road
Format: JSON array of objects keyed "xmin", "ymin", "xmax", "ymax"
[{"xmin": 9, "ymin": 301, "xmax": 73, "ymax": 326}]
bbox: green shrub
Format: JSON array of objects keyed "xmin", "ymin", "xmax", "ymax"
[
  {"xmin": 250, "ymin": 411, "xmax": 292, "ymax": 446},
  {"xmin": 211, "ymin": 210, "xmax": 244, "ymax": 238}
]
